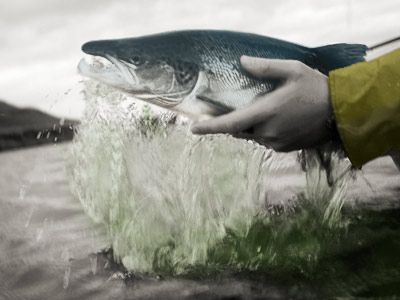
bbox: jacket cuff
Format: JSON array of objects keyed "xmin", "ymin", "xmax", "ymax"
[{"xmin": 329, "ymin": 49, "xmax": 400, "ymax": 167}]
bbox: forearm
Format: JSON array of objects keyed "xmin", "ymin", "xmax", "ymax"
[{"xmin": 329, "ymin": 49, "xmax": 400, "ymax": 167}]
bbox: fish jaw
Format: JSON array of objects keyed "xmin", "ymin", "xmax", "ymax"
[{"xmin": 77, "ymin": 56, "xmax": 139, "ymax": 92}]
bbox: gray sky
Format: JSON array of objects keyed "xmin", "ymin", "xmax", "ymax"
[{"xmin": 0, "ymin": 0, "xmax": 399, "ymax": 118}]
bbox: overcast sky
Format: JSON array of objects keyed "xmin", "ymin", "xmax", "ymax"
[{"xmin": 0, "ymin": 0, "xmax": 399, "ymax": 118}]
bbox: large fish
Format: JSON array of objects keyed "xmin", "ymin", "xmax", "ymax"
[{"xmin": 78, "ymin": 30, "xmax": 367, "ymax": 120}]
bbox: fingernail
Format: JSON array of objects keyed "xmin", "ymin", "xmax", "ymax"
[
  {"xmin": 241, "ymin": 55, "xmax": 258, "ymax": 67},
  {"xmin": 240, "ymin": 55, "xmax": 251, "ymax": 63}
]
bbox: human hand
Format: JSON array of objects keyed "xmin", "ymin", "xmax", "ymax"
[{"xmin": 191, "ymin": 56, "xmax": 335, "ymax": 151}]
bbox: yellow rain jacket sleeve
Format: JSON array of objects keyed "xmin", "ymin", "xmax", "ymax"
[{"xmin": 329, "ymin": 49, "xmax": 400, "ymax": 167}]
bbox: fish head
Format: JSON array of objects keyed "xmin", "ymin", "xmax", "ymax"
[{"xmin": 78, "ymin": 37, "xmax": 199, "ymax": 108}]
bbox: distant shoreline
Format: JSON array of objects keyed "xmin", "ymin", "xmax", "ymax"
[{"xmin": 0, "ymin": 100, "xmax": 78, "ymax": 151}]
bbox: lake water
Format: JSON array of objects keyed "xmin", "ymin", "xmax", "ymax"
[{"xmin": 1, "ymin": 139, "xmax": 400, "ymax": 299}]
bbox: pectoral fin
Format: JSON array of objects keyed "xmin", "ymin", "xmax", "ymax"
[
  {"xmin": 196, "ymin": 87, "xmax": 258, "ymax": 114},
  {"xmin": 175, "ymin": 71, "xmax": 257, "ymax": 118},
  {"xmin": 196, "ymin": 94, "xmax": 232, "ymax": 115}
]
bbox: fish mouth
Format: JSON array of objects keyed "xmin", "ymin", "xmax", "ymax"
[
  {"xmin": 78, "ymin": 54, "xmax": 190, "ymax": 108},
  {"xmin": 78, "ymin": 54, "xmax": 143, "ymax": 92}
]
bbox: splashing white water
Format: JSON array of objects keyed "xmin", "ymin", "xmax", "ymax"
[{"xmin": 69, "ymin": 80, "xmax": 353, "ymax": 274}]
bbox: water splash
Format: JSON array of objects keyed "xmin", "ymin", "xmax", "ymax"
[{"xmin": 69, "ymin": 80, "xmax": 353, "ymax": 276}]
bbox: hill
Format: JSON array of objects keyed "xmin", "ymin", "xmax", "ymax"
[{"xmin": 0, "ymin": 101, "xmax": 78, "ymax": 151}]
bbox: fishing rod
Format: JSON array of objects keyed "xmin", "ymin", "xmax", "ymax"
[{"xmin": 368, "ymin": 35, "xmax": 400, "ymax": 51}]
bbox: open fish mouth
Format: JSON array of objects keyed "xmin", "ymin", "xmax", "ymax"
[
  {"xmin": 78, "ymin": 55, "xmax": 141, "ymax": 92},
  {"xmin": 78, "ymin": 55, "xmax": 192, "ymax": 108}
]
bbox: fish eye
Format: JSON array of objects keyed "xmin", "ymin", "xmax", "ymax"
[{"xmin": 129, "ymin": 55, "xmax": 144, "ymax": 66}]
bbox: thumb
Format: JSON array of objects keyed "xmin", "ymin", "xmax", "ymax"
[{"xmin": 241, "ymin": 56, "xmax": 298, "ymax": 79}]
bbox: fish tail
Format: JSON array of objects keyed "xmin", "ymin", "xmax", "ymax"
[{"xmin": 312, "ymin": 43, "xmax": 367, "ymax": 74}]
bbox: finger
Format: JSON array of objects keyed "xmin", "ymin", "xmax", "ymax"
[
  {"xmin": 191, "ymin": 88, "xmax": 286, "ymax": 135},
  {"xmin": 240, "ymin": 56, "xmax": 300, "ymax": 79}
]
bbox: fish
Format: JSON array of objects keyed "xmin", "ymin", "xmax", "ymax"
[{"xmin": 78, "ymin": 30, "xmax": 367, "ymax": 120}]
